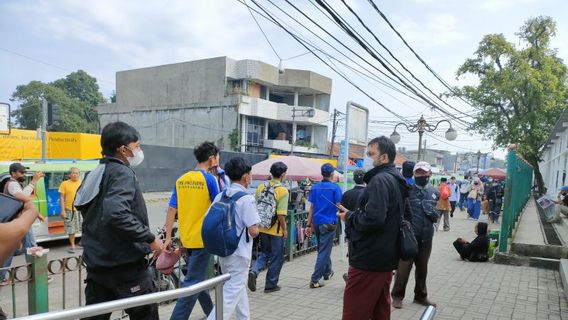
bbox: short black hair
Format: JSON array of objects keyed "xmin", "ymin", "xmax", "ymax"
[
  {"xmin": 368, "ymin": 136, "xmax": 396, "ymax": 163},
  {"xmin": 402, "ymin": 161, "xmax": 415, "ymax": 178},
  {"xmin": 353, "ymin": 169, "xmax": 365, "ymax": 184},
  {"xmin": 194, "ymin": 141, "xmax": 219, "ymax": 163},
  {"xmin": 441, "ymin": 177, "xmax": 447, "ymax": 182},
  {"xmin": 270, "ymin": 162, "xmax": 288, "ymax": 178},
  {"xmin": 100, "ymin": 122, "xmax": 140, "ymax": 157},
  {"xmin": 224, "ymin": 157, "xmax": 251, "ymax": 182}
]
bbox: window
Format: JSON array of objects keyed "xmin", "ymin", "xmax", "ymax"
[
  {"xmin": 246, "ymin": 117, "xmax": 264, "ymax": 146},
  {"xmin": 268, "ymin": 122, "xmax": 292, "ymax": 142}
]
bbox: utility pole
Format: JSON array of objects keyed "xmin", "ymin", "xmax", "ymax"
[
  {"xmin": 41, "ymin": 97, "xmax": 48, "ymax": 163},
  {"xmin": 329, "ymin": 109, "xmax": 338, "ymax": 158}
]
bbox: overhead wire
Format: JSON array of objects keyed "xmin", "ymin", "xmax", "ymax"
[
  {"xmin": 314, "ymin": 0, "xmax": 471, "ymax": 128},
  {"xmin": 366, "ymin": 0, "xmax": 475, "ymax": 108},
  {"xmin": 337, "ymin": 0, "xmax": 476, "ymax": 120},
  {"xmin": 242, "ymin": 0, "xmax": 411, "ymax": 124}
]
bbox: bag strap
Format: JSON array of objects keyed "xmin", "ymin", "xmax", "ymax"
[
  {"xmin": 382, "ymin": 171, "xmax": 410, "ymax": 226},
  {"xmin": 229, "ymin": 191, "xmax": 250, "ymax": 243}
]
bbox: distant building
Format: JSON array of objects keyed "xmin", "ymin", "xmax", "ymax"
[
  {"xmin": 540, "ymin": 109, "xmax": 568, "ymax": 195},
  {"xmin": 97, "ymin": 56, "xmax": 332, "ymax": 154}
]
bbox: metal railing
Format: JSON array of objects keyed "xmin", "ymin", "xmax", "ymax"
[
  {"xmin": 499, "ymin": 146, "xmax": 534, "ymax": 252},
  {"xmin": 15, "ymin": 274, "xmax": 230, "ymax": 320},
  {"xmin": 1, "ymin": 251, "xmax": 86, "ymax": 317},
  {"xmin": 419, "ymin": 306, "xmax": 436, "ymax": 320},
  {"xmin": 285, "ymin": 209, "xmax": 341, "ymax": 261}
]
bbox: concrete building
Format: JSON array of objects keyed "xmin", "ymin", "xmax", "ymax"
[
  {"xmin": 540, "ymin": 109, "xmax": 568, "ymax": 196},
  {"xmin": 97, "ymin": 57, "xmax": 332, "ymax": 154}
]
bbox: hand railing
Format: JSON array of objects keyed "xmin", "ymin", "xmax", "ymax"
[{"xmin": 14, "ymin": 274, "xmax": 230, "ymax": 320}]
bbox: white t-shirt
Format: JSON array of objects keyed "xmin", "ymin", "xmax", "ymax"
[{"xmin": 211, "ymin": 182, "xmax": 260, "ymax": 260}]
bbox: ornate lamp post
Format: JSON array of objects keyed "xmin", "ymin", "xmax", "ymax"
[{"xmin": 390, "ymin": 115, "xmax": 458, "ymax": 161}]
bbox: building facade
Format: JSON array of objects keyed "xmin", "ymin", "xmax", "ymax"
[
  {"xmin": 97, "ymin": 57, "xmax": 332, "ymax": 154},
  {"xmin": 540, "ymin": 109, "xmax": 568, "ymax": 196}
]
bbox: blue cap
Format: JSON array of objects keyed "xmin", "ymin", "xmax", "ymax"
[
  {"xmin": 321, "ymin": 163, "xmax": 335, "ymax": 176},
  {"xmin": 561, "ymin": 186, "xmax": 568, "ymax": 192}
]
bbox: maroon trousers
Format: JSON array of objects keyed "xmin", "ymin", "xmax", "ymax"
[{"xmin": 342, "ymin": 266, "xmax": 393, "ymax": 320}]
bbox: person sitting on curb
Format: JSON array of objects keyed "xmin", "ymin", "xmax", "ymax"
[
  {"xmin": 549, "ymin": 186, "xmax": 568, "ymax": 223},
  {"xmin": 453, "ymin": 222, "xmax": 489, "ymax": 262}
]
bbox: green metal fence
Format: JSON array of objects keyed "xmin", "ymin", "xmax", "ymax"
[{"xmin": 499, "ymin": 147, "xmax": 534, "ymax": 252}]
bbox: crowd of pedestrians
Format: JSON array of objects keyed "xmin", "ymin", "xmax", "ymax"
[{"xmin": 0, "ymin": 124, "xmax": 503, "ymax": 320}]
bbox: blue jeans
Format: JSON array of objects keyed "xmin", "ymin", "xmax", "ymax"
[
  {"xmin": 458, "ymin": 193, "xmax": 468, "ymax": 209},
  {"xmin": 170, "ymin": 249, "xmax": 213, "ymax": 320},
  {"xmin": 311, "ymin": 224, "xmax": 335, "ymax": 283},
  {"xmin": 1, "ymin": 231, "xmax": 36, "ymax": 280},
  {"xmin": 251, "ymin": 233, "xmax": 284, "ymax": 290}
]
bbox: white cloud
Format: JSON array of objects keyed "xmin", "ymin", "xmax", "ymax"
[
  {"xmin": 476, "ymin": 0, "xmax": 543, "ymax": 12},
  {"xmin": 396, "ymin": 13, "xmax": 466, "ymax": 48},
  {"xmin": 5, "ymin": 0, "xmax": 265, "ymax": 68}
]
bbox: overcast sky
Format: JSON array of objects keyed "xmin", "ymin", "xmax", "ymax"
[{"xmin": 2, "ymin": 0, "xmax": 567, "ymax": 159}]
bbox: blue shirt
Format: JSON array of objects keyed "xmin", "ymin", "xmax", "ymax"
[
  {"xmin": 308, "ymin": 180, "xmax": 343, "ymax": 225},
  {"xmin": 168, "ymin": 170, "xmax": 219, "ymax": 209}
]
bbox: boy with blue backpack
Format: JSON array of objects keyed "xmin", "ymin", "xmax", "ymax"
[{"xmin": 202, "ymin": 157, "xmax": 260, "ymax": 320}]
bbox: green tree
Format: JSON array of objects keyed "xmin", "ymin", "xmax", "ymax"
[
  {"xmin": 453, "ymin": 16, "xmax": 568, "ymax": 193},
  {"xmin": 11, "ymin": 70, "xmax": 105, "ymax": 133}
]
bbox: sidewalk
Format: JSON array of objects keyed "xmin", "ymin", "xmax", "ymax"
[{"xmin": 158, "ymin": 210, "xmax": 568, "ymax": 320}]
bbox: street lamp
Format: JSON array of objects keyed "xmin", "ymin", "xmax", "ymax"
[{"xmin": 390, "ymin": 115, "xmax": 457, "ymax": 161}]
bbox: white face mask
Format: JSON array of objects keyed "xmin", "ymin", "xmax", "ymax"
[
  {"xmin": 363, "ymin": 156, "xmax": 374, "ymax": 171},
  {"xmin": 127, "ymin": 148, "xmax": 145, "ymax": 167}
]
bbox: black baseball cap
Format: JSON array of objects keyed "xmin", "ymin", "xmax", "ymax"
[{"xmin": 9, "ymin": 163, "xmax": 29, "ymax": 174}]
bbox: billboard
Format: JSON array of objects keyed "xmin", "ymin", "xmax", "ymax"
[
  {"xmin": 0, "ymin": 103, "xmax": 9, "ymax": 135},
  {"xmin": 348, "ymin": 105, "xmax": 368, "ymax": 145}
]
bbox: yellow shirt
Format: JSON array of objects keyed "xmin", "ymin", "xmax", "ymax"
[
  {"xmin": 256, "ymin": 179, "xmax": 289, "ymax": 237},
  {"xmin": 174, "ymin": 170, "xmax": 219, "ymax": 249},
  {"xmin": 58, "ymin": 179, "xmax": 82, "ymax": 210}
]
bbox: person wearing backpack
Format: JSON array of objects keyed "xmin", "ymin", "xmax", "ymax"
[
  {"xmin": 435, "ymin": 177, "xmax": 451, "ymax": 231},
  {"xmin": 449, "ymin": 176, "xmax": 460, "ymax": 218},
  {"xmin": 204, "ymin": 157, "xmax": 260, "ymax": 320},
  {"xmin": 248, "ymin": 161, "xmax": 288, "ymax": 294},
  {"xmin": 165, "ymin": 141, "xmax": 221, "ymax": 320}
]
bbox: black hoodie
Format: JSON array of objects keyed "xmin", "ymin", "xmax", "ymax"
[
  {"xmin": 463, "ymin": 222, "xmax": 490, "ymax": 262},
  {"xmin": 346, "ymin": 163, "xmax": 411, "ymax": 272}
]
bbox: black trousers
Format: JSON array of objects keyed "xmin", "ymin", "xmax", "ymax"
[
  {"xmin": 450, "ymin": 201, "xmax": 457, "ymax": 215},
  {"xmin": 83, "ymin": 269, "xmax": 158, "ymax": 320},
  {"xmin": 391, "ymin": 239, "xmax": 433, "ymax": 300},
  {"xmin": 453, "ymin": 239, "xmax": 470, "ymax": 260}
]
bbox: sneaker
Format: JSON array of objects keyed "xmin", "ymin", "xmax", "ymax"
[
  {"xmin": 342, "ymin": 273, "xmax": 348, "ymax": 282},
  {"xmin": 323, "ymin": 271, "xmax": 334, "ymax": 280},
  {"xmin": 414, "ymin": 297, "xmax": 437, "ymax": 307},
  {"xmin": 309, "ymin": 282, "xmax": 324, "ymax": 289},
  {"xmin": 392, "ymin": 298, "xmax": 403, "ymax": 309},
  {"xmin": 47, "ymin": 277, "xmax": 54, "ymax": 284},
  {"xmin": 247, "ymin": 272, "xmax": 257, "ymax": 292},
  {"xmin": 264, "ymin": 286, "xmax": 281, "ymax": 293},
  {"xmin": 67, "ymin": 247, "xmax": 76, "ymax": 254}
]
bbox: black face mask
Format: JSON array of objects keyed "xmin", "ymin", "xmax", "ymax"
[
  {"xmin": 17, "ymin": 176, "xmax": 25, "ymax": 183},
  {"xmin": 415, "ymin": 176, "xmax": 429, "ymax": 187}
]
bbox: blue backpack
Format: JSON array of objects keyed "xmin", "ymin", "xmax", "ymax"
[{"xmin": 201, "ymin": 191, "xmax": 248, "ymax": 257}]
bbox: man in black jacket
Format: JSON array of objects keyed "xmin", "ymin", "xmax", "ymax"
[
  {"xmin": 339, "ymin": 136, "xmax": 410, "ymax": 320},
  {"xmin": 75, "ymin": 122, "xmax": 163, "ymax": 320},
  {"xmin": 391, "ymin": 161, "xmax": 439, "ymax": 309}
]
